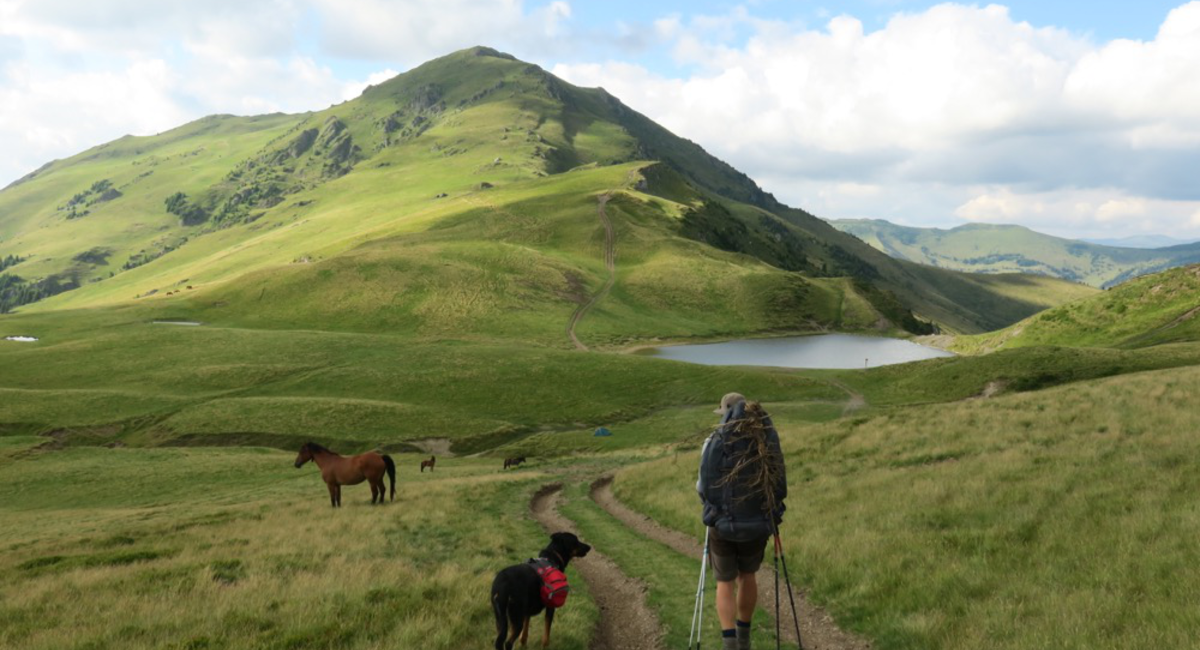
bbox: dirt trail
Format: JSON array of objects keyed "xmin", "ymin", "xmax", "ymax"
[
  {"xmin": 828, "ymin": 380, "xmax": 867, "ymax": 415},
  {"xmin": 568, "ymin": 194, "xmax": 616, "ymax": 351},
  {"xmin": 530, "ymin": 483, "xmax": 664, "ymax": 650},
  {"xmin": 590, "ymin": 477, "xmax": 871, "ymax": 650}
]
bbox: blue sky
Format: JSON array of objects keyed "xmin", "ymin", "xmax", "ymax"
[{"xmin": 2, "ymin": 0, "xmax": 1199, "ymax": 239}]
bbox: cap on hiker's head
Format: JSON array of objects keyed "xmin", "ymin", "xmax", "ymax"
[{"xmin": 714, "ymin": 392, "xmax": 746, "ymax": 415}]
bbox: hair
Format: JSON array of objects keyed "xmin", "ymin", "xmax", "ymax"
[{"xmin": 303, "ymin": 442, "xmax": 332, "ymax": 454}]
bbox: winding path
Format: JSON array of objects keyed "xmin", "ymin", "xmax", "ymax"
[
  {"xmin": 567, "ymin": 194, "xmax": 616, "ymax": 351},
  {"xmin": 530, "ymin": 483, "xmax": 665, "ymax": 650},
  {"xmin": 589, "ymin": 477, "xmax": 872, "ymax": 650}
]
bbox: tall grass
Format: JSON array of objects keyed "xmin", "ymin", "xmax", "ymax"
[
  {"xmin": 0, "ymin": 447, "xmax": 597, "ymax": 650},
  {"xmin": 615, "ymin": 365, "xmax": 1200, "ymax": 650}
]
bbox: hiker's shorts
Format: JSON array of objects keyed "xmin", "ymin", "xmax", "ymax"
[{"xmin": 708, "ymin": 528, "xmax": 768, "ymax": 582}]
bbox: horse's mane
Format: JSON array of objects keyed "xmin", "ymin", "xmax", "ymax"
[{"xmin": 304, "ymin": 442, "xmax": 335, "ymax": 455}]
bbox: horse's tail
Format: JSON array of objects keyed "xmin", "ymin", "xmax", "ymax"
[{"xmin": 382, "ymin": 454, "xmax": 396, "ymax": 502}]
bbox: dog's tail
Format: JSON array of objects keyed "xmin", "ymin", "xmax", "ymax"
[{"xmin": 382, "ymin": 454, "xmax": 396, "ymax": 501}]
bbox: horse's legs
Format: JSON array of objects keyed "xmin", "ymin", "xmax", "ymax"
[{"xmin": 327, "ymin": 482, "xmax": 338, "ymax": 508}]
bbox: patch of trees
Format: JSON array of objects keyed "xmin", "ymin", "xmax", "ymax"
[
  {"xmin": 122, "ymin": 239, "xmax": 185, "ymax": 271},
  {"xmin": 165, "ymin": 192, "xmax": 211, "ymax": 226},
  {"xmin": 0, "ymin": 272, "xmax": 79, "ymax": 314},
  {"xmin": 59, "ymin": 179, "xmax": 122, "ymax": 219},
  {"xmin": 0, "ymin": 254, "xmax": 25, "ymax": 273},
  {"xmin": 72, "ymin": 247, "xmax": 113, "ymax": 266}
]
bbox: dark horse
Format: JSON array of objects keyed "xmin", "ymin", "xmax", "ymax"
[
  {"xmin": 420, "ymin": 455, "xmax": 436, "ymax": 472},
  {"xmin": 503, "ymin": 456, "xmax": 526, "ymax": 470},
  {"xmin": 294, "ymin": 442, "xmax": 396, "ymax": 507}
]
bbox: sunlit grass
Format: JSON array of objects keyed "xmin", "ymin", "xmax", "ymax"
[
  {"xmin": 616, "ymin": 365, "xmax": 1200, "ymax": 650},
  {"xmin": 0, "ymin": 447, "xmax": 598, "ymax": 650}
]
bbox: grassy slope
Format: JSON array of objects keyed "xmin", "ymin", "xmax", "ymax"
[
  {"xmin": 1, "ymin": 47, "xmax": 1088, "ymax": 336},
  {"xmin": 956, "ymin": 264, "xmax": 1200, "ymax": 352},
  {"xmin": 830, "ymin": 219, "xmax": 1200, "ymax": 288},
  {"xmin": 0, "ymin": 301, "xmax": 845, "ymax": 450},
  {"xmin": 0, "ymin": 115, "xmax": 302, "ymax": 284},
  {"xmin": 0, "ymin": 447, "xmax": 597, "ymax": 650},
  {"xmin": 615, "ymin": 363, "xmax": 1200, "ymax": 650}
]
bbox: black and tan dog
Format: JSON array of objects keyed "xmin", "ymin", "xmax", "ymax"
[{"xmin": 491, "ymin": 531, "xmax": 591, "ymax": 650}]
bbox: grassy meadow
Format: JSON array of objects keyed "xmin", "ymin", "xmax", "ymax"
[
  {"xmin": 5, "ymin": 44, "xmax": 1200, "ymax": 650},
  {"xmin": 0, "ymin": 447, "xmax": 599, "ymax": 650},
  {"xmin": 615, "ymin": 364, "xmax": 1200, "ymax": 650}
]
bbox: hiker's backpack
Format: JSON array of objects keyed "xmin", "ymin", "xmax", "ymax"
[
  {"xmin": 530, "ymin": 559, "xmax": 570, "ymax": 608},
  {"xmin": 698, "ymin": 401, "xmax": 787, "ymax": 542}
]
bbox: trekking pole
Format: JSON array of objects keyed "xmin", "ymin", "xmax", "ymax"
[
  {"xmin": 773, "ymin": 532, "xmax": 805, "ymax": 650},
  {"xmin": 774, "ymin": 533, "xmax": 781, "ymax": 650},
  {"xmin": 689, "ymin": 528, "xmax": 711, "ymax": 649}
]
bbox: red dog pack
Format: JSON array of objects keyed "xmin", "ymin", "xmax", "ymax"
[{"xmin": 531, "ymin": 559, "xmax": 570, "ymax": 608}]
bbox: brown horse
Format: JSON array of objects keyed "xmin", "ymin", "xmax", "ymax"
[
  {"xmin": 420, "ymin": 455, "xmax": 436, "ymax": 472},
  {"xmin": 503, "ymin": 456, "xmax": 526, "ymax": 470},
  {"xmin": 294, "ymin": 442, "xmax": 396, "ymax": 507}
]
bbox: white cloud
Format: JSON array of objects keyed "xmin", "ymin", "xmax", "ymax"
[
  {"xmin": 309, "ymin": 0, "xmax": 581, "ymax": 62},
  {"xmin": 553, "ymin": 2, "xmax": 1200, "ymax": 237},
  {"xmin": 953, "ymin": 188, "xmax": 1200, "ymax": 237},
  {"xmin": 3, "ymin": 1, "xmax": 1200, "ymax": 240}
]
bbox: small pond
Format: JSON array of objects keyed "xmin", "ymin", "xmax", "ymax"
[{"xmin": 642, "ymin": 333, "xmax": 953, "ymax": 369}]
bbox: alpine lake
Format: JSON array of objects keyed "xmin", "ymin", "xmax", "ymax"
[{"xmin": 640, "ymin": 333, "xmax": 953, "ymax": 369}]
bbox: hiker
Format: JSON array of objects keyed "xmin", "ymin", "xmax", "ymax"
[{"xmin": 697, "ymin": 392, "xmax": 787, "ymax": 650}]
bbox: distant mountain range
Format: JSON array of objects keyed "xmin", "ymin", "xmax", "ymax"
[
  {"xmin": 1082, "ymin": 235, "xmax": 1196, "ymax": 249},
  {"xmin": 828, "ymin": 219, "xmax": 1200, "ymax": 288}
]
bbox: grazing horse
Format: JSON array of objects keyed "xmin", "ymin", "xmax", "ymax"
[
  {"xmin": 420, "ymin": 455, "xmax": 436, "ymax": 472},
  {"xmin": 503, "ymin": 456, "xmax": 526, "ymax": 470},
  {"xmin": 294, "ymin": 442, "xmax": 396, "ymax": 507}
]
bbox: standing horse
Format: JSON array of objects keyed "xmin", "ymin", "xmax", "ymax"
[
  {"xmin": 294, "ymin": 442, "xmax": 396, "ymax": 507},
  {"xmin": 420, "ymin": 455, "xmax": 436, "ymax": 472}
]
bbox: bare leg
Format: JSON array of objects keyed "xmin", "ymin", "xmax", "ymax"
[
  {"xmin": 736, "ymin": 572, "xmax": 758, "ymax": 622},
  {"xmin": 716, "ymin": 579, "xmax": 737, "ymax": 629}
]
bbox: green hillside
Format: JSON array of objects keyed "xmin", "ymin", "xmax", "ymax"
[
  {"xmin": 0, "ymin": 47, "xmax": 1086, "ymax": 335},
  {"xmin": 617, "ymin": 361, "xmax": 1200, "ymax": 650},
  {"xmin": 957, "ymin": 264, "xmax": 1200, "ymax": 352},
  {"xmin": 829, "ymin": 218, "xmax": 1200, "ymax": 288}
]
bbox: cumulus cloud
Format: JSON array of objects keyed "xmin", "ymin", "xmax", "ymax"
[
  {"xmin": 310, "ymin": 0, "xmax": 584, "ymax": 62},
  {"xmin": 554, "ymin": 2, "xmax": 1200, "ymax": 237},
  {"xmin": 0, "ymin": 0, "xmax": 381, "ymax": 185},
  {"xmin": 3, "ymin": 0, "xmax": 1200, "ymax": 239}
]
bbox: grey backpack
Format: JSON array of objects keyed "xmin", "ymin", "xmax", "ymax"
[{"xmin": 698, "ymin": 401, "xmax": 787, "ymax": 542}]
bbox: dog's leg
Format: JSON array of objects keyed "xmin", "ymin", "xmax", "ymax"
[
  {"xmin": 494, "ymin": 593, "xmax": 509, "ymax": 650},
  {"xmin": 543, "ymin": 607, "xmax": 554, "ymax": 648},
  {"xmin": 520, "ymin": 616, "xmax": 531, "ymax": 646},
  {"xmin": 507, "ymin": 615, "xmax": 522, "ymax": 650}
]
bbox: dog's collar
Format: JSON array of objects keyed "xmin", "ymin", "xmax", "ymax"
[{"xmin": 546, "ymin": 548, "xmax": 566, "ymax": 569}]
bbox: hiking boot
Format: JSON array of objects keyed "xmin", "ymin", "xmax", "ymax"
[{"xmin": 736, "ymin": 622, "xmax": 751, "ymax": 650}]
